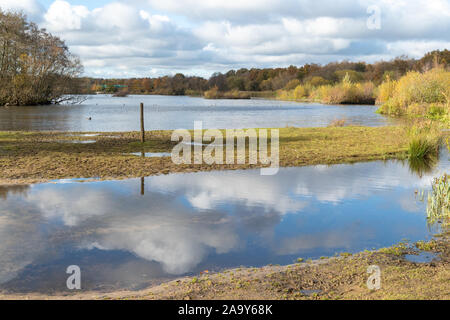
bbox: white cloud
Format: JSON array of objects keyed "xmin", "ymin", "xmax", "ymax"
[
  {"xmin": 44, "ymin": 0, "xmax": 89, "ymax": 31},
  {"xmin": 0, "ymin": 0, "xmax": 44, "ymax": 20},
  {"xmin": 2, "ymin": 0, "xmax": 448, "ymax": 77}
]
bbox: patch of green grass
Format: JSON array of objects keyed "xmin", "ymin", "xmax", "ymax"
[
  {"xmin": 340, "ymin": 252, "xmax": 353, "ymax": 258},
  {"xmin": 415, "ymin": 240, "xmax": 437, "ymax": 251},
  {"xmin": 379, "ymin": 242, "xmax": 409, "ymax": 256}
]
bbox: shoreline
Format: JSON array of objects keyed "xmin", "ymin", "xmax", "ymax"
[{"xmin": 0, "ymin": 237, "xmax": 447, "ymax": 300}]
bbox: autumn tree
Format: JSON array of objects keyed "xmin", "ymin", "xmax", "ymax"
[{"xmin": 0, "ymin": 10, "xmax": 82, "ymax": 106}]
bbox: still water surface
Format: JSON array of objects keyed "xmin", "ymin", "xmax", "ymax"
[
  {"xmin": 0, "ymin": 95, "xmax": 393, "ymax": 132},
  {"xmin": 0, "ymin": 151, "xmax": 448, "ymax": 293}
]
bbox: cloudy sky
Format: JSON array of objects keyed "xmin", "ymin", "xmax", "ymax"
[{"xmin": 0, "ymin": 0, "xmax": 449, "ymax": 78}]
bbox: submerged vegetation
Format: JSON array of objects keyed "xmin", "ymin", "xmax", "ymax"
[{"xmin": 0, "ymin": 126, "xmax": 409, "ymax": 184}]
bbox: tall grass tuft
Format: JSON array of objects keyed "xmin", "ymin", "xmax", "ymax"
[
  {"xmin": 407, "ymin": 123, "xmax": 441, "ymax": 160},
  {"xmin": 408, "ymin": 137, "xmax": 438, "ymax": 160}
]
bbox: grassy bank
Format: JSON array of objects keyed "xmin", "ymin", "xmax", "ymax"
[
  {"xmin": 0, "ymin": 237, "xmax": 447, "ymax": 300},
  {"xmin": 0, "ymin": 126, "xmax": 411, "ymax": 184}
]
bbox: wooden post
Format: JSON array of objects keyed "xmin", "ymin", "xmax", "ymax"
[
  {"xmin": 140, "ymin": 102, "xmax": 145, "ymax": 143},
  {"xmin": 141, "ymin": 177, "xmax": 145, "ymax": 196}
]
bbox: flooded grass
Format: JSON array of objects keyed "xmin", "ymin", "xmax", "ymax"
[{"xmin": 0, "ymin": 126, "xmax": 411, "ymax": 184}]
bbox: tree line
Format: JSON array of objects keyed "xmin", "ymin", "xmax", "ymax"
[{"xmin": 78, "ymin": 50, "xmax": 449, "ymax": 97}]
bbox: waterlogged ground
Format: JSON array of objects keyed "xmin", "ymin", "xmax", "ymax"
[
  {"xmin": 0, "ymin": 95, "xmax": 394, "ymax": 131},
  {"xmin": 0, "ymin": 151, "xmax": 448, "ymax": 294}
]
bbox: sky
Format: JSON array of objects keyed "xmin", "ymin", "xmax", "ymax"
[{"xmin": 0, "ymin": 0, "xmax": 449, "ymax": 78}]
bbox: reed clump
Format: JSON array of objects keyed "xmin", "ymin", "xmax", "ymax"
[
  {"xmin": 407, "ymin": 123, "xmax": 441, "ymax": 160},
  {"xmin": 427, "ymin": 174, "xmax": 450, "ymax": 229}
]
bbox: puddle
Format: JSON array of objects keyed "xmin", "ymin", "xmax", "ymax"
[
  {"xmin": 404, "ymin": 252, "xmax": 440, "ymax": 263},
  {"xmin": 66, "ymin": 134, "xmax": 100, "ymax": 137},
  {"xmin": 129, "ymin": 152, "xmax": 172, "ymax": 158},
  {"xmin": 300, "ymin": 290, "xmax": 322, "ymax": 296},
  {"xmin": 182, "ymin": 142, "xmax": 224, "ymax": 147},
  {"xmin": 54, "ymin": 140, "xmax": 97, "ymax": 144},
  {"xmin": 49, "ymin": 178, "xmax": 102, "ymax": 184}
]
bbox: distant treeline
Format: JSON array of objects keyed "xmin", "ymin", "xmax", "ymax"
[{"xmin": 77, "ymin": 50, "xmax": 449, "ymax": 97}]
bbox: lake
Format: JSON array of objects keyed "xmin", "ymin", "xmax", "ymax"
[
  {"xmin": 0, "ymin": 150, "xmax": 447, "ymax": 293},
  {"xmin": 0, "ymin": 95, "xmax": 393, "ymax": 132}
]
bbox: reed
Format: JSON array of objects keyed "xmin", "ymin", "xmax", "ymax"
[{"xmin": 427, "ymin": 174, "xmax": 450, "ymax": 228}]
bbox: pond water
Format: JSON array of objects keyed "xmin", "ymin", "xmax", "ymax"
[
  {"xmin": 129, "ymin": 152, "xmax": 172, "ymax": 158},
  {"xmin": 404, "ymin": 252, "xmax": 439, "ymax": 264},
  {"xmin": 0, "ymin": 95, "xmax": 393, "ymax": 132},
  {"xmin": 0, "ymin": 150, "xmax": 448, "ymax": 293}
]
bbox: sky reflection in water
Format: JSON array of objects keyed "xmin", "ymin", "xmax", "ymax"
[{"xmin": 0, "ymin": 153, "xmax": 448, "ymax": 293}]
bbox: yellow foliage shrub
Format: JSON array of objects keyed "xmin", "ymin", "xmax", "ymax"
[{"xmin": 378, "ymin": 68, "xmax": 450, "ymax": 117}]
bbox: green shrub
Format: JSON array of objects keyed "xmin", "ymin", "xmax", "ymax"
[{"xmin": 427, "ymin": 104, "xmax": 447, "ymax": 119}]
